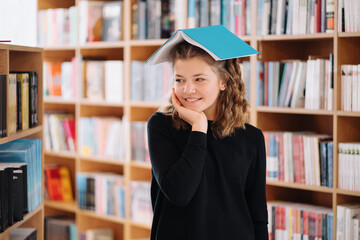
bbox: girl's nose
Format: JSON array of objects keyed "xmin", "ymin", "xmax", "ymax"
[{"xmin": 184, "ymin": 82, "xmax": 196, "ymax": 94}]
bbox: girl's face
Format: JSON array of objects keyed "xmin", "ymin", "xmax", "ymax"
[{"xmin": 174, "ymin": 57, "xmax": 225, "ymax": 120}]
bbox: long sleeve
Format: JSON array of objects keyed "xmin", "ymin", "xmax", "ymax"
[
  {"xmin": 245, "ymin": 129, "xmax": 269, "ymax": 240},
  {"xmin": 147, "ymin": 113, "xmax": 207, "ymax": 206}
]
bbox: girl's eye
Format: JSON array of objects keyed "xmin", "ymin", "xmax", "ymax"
[
  {"xmin": 196, "ymin": 78, "xmax": 204, "ymax": 82},
  {"xmin": 175, "ymin": 79, "xmax": 183, "ymax": 83}
]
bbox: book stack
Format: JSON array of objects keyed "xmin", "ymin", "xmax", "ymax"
[
  {"xmin": 336, "ymin": 203, "xmax": 360, "ymax": 240},
  {"xmin": 338, "ymin": 0, "xmax": 360, "ymax": 32},
  {"xmin": 43, "ymin": 113, "xmax": 76, "ymax": 152},
  {"xmin": 130, "ymin": 181, "xmax": 152, "ymax": 226},
  {"xmin": 131, "ymin": 121, "xmax": 150, "ymax": 163},
  {"xmin": 9, "ymin": 228, "xmax": 37, "ymax": 240},
  {"xmin": 338, "ymin": 143, "xmax": 360, "ymax": 192},
  {"xmin": 79, "ymin": 1, "xmax": 123, "ymax": 43},
  {"xmin": 43, "ymin": 59, "xmax": 78, "ymax": 99},
  {"xmin": 79, "ymin": 117, "xmax": 125, "ymax": 160},
  {"xmin": 267, "ymin": 201, "xmax": 333, "ymax": 240},
  {"xmin": 76, "ymin": 172, "xmax": 125, "ymax": 219},
  {"xmin": 37, "ymin": 6, "xmax": 78, "ymax": 46},
  {"xmin": 0, "ymin": 72, "xmax": 39, "ymax": 139},
  {"xmin": 257, "ymin": 0, "xmax": 335, "ymax": 35},
  {"xmin": 79, "ymin": 228, "xmax": 114, "ymax": 240},
  {"xmin": 264, "ymin": 131, "xmax": 333, "ymax": 187},
  {"xmin": 83, "ymin": 60, "xmax": 123, "ymax": 103},
  {"xmin": 0, "ymin": 139, "xmax": 42, "ymax": 232},
  {"xmin": 44, "ymin": 216, "xmax": 76, "ymax": 240},
  {"xmin": 44, "ymin": 165, "xmax": 73, "ymax": 201},
  {"xmin": 340, "ymin": 64, "xmax": 360, "ymax": 112},
  {"xmin": 256, "ymin": 56, "xmax": 334, "ymax": 110},
  {"xmin": 130, "ymin": 61, "xmax": 172, "ymax": 102}
]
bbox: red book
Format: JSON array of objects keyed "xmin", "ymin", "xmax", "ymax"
[
  {"xmin": 63, "ymin": 118, "xmax": 76, "ymax": 151},
  {"xmin": 292, "ymin": 135, "xmax": 301, "ymax": 183},
  {"xmin": 45, "ymin": 166, "xmax": 63, "ymax": 200},
  {"xmin": 277, "ymin": 133, "xmax": 284, "ymax": 181}
]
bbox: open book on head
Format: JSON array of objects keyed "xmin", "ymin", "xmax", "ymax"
[{"xmin": 146, "ymin": 25, "xmax": 258, "ymax": 65}]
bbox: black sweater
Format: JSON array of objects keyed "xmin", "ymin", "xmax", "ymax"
[{"xmin": 147, "ymin": 112, "xmax": 268, "ymax": 240}]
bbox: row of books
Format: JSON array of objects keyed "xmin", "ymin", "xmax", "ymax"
[
  {"xmin": 130, "ymin": 181, "xmax": 152, "ymax": 226},
  {"xmin": 257, "ymin": 0, "xmax": 335, "ymax": 36},
  {"xmin": 131, "ymin": 61, "xmax": 172, "ymax": 102},
  {"xmin": 79, "ymin": 117, "xmax": 125, "ymax": 160},
  {"xmin": 37, "ymin": 7, "xmax": 77, "ymax": 47},
  {"xmin": 84, "ymin": 60, "xmax": 123, "ymax": 102},
  {"xmin": 10, "ymin": 228, "xmax": 37, "ymax": 240},
  {"xmin": 0, "ymin": 138, "xmax": 42, "ymax": 219},
  {"xmin": 338, "ymin": 143, "xmax": 360, "ymax": 192},
  {"xmin": 267, "ymin": 201, "xmax": 333, "ymax": 240},
  {"xmin": 45, "ymin": 216, "xmax": 76, "ymax": 240},
  {"xmin": 264, "ymin": 131, "xmax": 333, "ymax": 187},
  {"xmin": 187, "ymin": 0, "xmax": 251, "ymax": 36},
  {"xmin": 131, "ymin": 121, "xmax": 150, "ymax": 163},
  {"xmin": 338, "ymin": 0, "xmax": 360, "ymax": 32},
  {"xmin": 0, "ymin": 72, "xmax": 39, "ymax": 138},
  {"xmin": 256, "ymin": 56, "xmax": 334, "ymax": 110},
  {"xmin": 79, "ymin": 1, "xmax": 122, "ymax": 43},
  {"xmin": 43, "ymin": 113, "xmax": 76, "ymax": 152},
  {"xmin": 44, "ymin": 165, "xmax": 74, "ymax": 201},
  {"xmin": 340, "ymin": 64, "xmax": 360, "ymax": 112},
  {"xmin": 76, "ymin": 172, "xmax": 125, "ymax": 219},
  {"xmin": 132, "ymin": 0, "xmax": 185, "ymax": 40},
  {"xmin": 0, "ymin": 162, "xmax": 28, "ymax": 232},
  {"xmin": 44, "ymin": 58, "xmax": 78, "ymax": 99},
  {"xmin": 80, "ymin": 228, "xmax": 114, "ymax": 240},
  {"xmin": 336, "ymin": 203, "xmax": 360, "ymax": 240}
]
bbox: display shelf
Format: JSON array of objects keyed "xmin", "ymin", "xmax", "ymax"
[{"xmin": 44, "ymin": 200, "xmax": 77, "ymax": 213}]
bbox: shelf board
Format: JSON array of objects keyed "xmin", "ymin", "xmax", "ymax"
[
  {"xmin": 43, "ymin": 46, "xmax": 77, "ymax": 51},
  {"xmin": 131, "ymin": 161, "xmax": 152, "ymax": 170},
  {"xmin": 336, "ymin": 111, "xmax": 360, "ymax": 117},
  {"xmin": 266, "ymin": 180, "xmax": 334, "ymax": 193},
  {"xmin": 256, "ymin": 106, "xmax": 334, "ymax": 115},
  {"xmin": 44, "ymin": 200, "xmax": 77, "ymax": 213},
  {"xmin": 130, "ymin": 39, "xmax": 167, "ymax": 46},
  {"xmin": 257, "ymin": 32, "xmax": 335, "ymax": 41},
  {"xmin": 44, "ymin": 97, "xmax": 77, "ymax": 105},
  {"xmin": 338, "ymin": 32, "xmax": 360, "ymax": 38},
  {"xmin": 130, "ymin": 221, "xmax": 152, "ymax": 230},
  {"xmin": 80, "ymin": 99, "xmax": 124, "ymax": 108},
  {"xmin": 0, "ymin": 126, "xmax": 43, "ymax": 145},
  {"xmin": 44, "ymin": 150, "xmax": 77, "ymax": 159},
  {"xmin": 80, "ymin": 155, "xmax": 126, "ymax": 166},
  {"xmin": 336, "ymin": 189, "xmax": 360, "ymax": 197},
  {"xmin": 80, "ymin": 41, "xmax": 126, "ymax": 49},
  {"xmin": 130, "ymin": 101, "xmax": 161, "ymax": 109},
  {"xmin": 0, "ymin": 205, "xmax": 43, "ymax": 240},
  {"xmin": 79, "ymin": 210, "xmax": 125, "ymax": 224}
]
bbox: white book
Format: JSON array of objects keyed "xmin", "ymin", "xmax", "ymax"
[
  {"xmin": 105, "ymin": 60, "xmax": 123, "ymax": 103},
  {"xmin": 61, "ymin": 61, "xmax": 72, "ymax": 99},
  {"xmin": 263, "ymin": 0, "xmax": 271, "ymax": 35},
  {"xmin": 78, "ymin": 1, "xmax": 88, "ymax": 44},
  {"xmin": 305, "ymin": 60, "xmax": 314, "ymax": 109},
  {"xmin": 276, "ymin": 0, "xmax": 285, "ymax": 35},
  {"xmin": 284, "ymin": 61, "xmax": 299, "ymax": 107},
  {"xmin": 345, "ymin": 204, "xmax": 360, "ymax": 240},
  {"xmin": 338, "ymin": 0, "xmax": 344, "ymax": 32},
  {"xmin": 352, "ymin": 65, "xmax": 358, "ymax": 112}
]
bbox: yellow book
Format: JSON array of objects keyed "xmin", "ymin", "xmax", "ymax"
[
  {"xmin": 59, "ymin": 166, "xmax": 73, "ymax": 201},
  {"xmin": 7, "ymin": 74, "xmax": 17, "ymax": 135},
  {"xmin": 17, "ymin": 73, "xmax": 29, "ymax": 130}
]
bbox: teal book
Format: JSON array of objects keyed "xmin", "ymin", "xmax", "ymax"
[{"xmin": 146, "ymin": 25, "xmax": 258, "ymax": 64}]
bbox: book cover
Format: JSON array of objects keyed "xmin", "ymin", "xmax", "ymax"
[
  {"xmin": 102, "ymin": 1, "xmax": 122, "ymax": 41},
  {"xmin": 146, "ymin": 25, "xmax": 258, "ymax": 64},
  {"xmin": 29, "ymin": 72, "xmax": 38, "ymax": 128}
]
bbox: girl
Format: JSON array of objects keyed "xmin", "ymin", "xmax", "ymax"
[{"xmin": 147, "ymin": 32, "xmax": 268, "ymax": 240}]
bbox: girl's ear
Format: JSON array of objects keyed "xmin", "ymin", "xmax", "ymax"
[{"xmin": 219, "ymin": 79, "xmax": 226, "ymax": 91}]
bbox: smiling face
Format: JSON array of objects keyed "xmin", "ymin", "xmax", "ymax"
[{"xmin": 174, "ymin": 57, "xmax": 225, "ymax": 120}]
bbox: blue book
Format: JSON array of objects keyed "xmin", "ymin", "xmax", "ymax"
[{"xmin": 146, "ymin": 25, "xmax": 258, "ymax": 64}]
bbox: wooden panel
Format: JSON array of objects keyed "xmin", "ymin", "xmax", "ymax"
[
  {"xmin": 80, "ymin": 48, "xmax": 124, "ymax": 61},
  {"xmin": 44, "ymin": 102, "xmax": 76, "ymax": 114},
  {"xmin": 44, "ymin": 49, "xmax": 76, "ymax": 62},
  {"xmin": 337, "ymin": 116, "xmax": 360, "ymax": 142},
  {"xmin": 79, "ymin": 159, "xmax": 124, "ymax": 174},
  {"xmin": 130, "ymin": 106, "xmax": 158, "ymax": 121},
  {"xmin": 130, "ymin": 225, "xmax": 151, "ymax": 239},
  {"xmin": 257, "ymin": 112, "xmax": 333, "ymax": 135},
  {"xmin": 77, "ymin": 214, "xmax": 124, "ymax": 239},
  {"xmin": 18, "ymin": 208, "xmax": 44, "ymax": 240},
  {"xmin": 0, "ymin": 49, "xmax": 8, "ymax": 74},
  {"xmin": 258, "ymin": 39, "xmax": 333, "ymax": 61},
  {"xmin": 131, "ymin": 46, "xmax": 162, "ymax": 61},
  {"xmin": 38, "ymin": 0, "xmax": 75, "ymax": 10},
  {"xmin": 266, "ymin": 185, "xmax": 333, "ymax": 208},
  {"xmin": 44, "ymin": 207, "xmax": 76, "ymax": 217},
  {"xmin": 80, "ymin": 104, "xmax": 124, "ymax": 118},
  {"xmin": 130, "ymin": 167, "xmax": 151, "ymax": 181},
  {"xmin": 336, "ymin": 193, "xmax": 360, "ymax": 205}
]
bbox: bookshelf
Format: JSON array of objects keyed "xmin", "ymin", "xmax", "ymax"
[
  {"xmin": 37, "ymin": 0, "xmax": 360, "ymax": 239},
  {"xmin": 0, "ymin": 44, "xmax": 43, "ymax": 240}
]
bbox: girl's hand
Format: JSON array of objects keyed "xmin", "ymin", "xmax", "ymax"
[{"xmin": 172, "ymin": 88, "xmax": 208, "ymax": 133}]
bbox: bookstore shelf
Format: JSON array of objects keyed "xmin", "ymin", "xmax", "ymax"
[
  {"xmin": 0, "ymin": 126, "xmax": 43, "ymax": 145},
  {"xmin": 266, "ymin": 180, "xmax": 334, "ymax": 194},
  {"xmin": 37, "ymin": 0, "xmax": 360, "ymax": 238},
  {"xmin": 256, "ymin": 106, "xmax": 335, "ymax": 115},
  {"xmin": 44, "ymin": 200, "xmax": 77, "ymax": 213},
  {"xmin": 0, "ymin": 206, "xmax": 43, "ymax": 240}
]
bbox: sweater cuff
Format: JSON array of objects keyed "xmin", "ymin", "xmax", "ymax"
[{"xmin": 188, "ymin": 131, "xmax": 207, "ymax": 148}]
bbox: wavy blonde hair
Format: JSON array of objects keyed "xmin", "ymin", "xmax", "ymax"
[{"xmin": 159, "ymin": 41, "xmax": 249, "ymax": 138}]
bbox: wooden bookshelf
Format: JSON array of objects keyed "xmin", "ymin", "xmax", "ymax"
[
  {"xmin": 37, "ymin": 0, "xmax": 360, "ymax": 239},
  {"xmin": 0, "ymin": 44, "xmax": 44, "ymax": 240}
]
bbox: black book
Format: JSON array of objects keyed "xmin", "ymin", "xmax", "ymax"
[
  {"xmin": 29, "ymin": 72, "xmax": 38, "ymax": 128},
  {"xmin": 0, "ymin": 167, "xmax": 10, "ymax": 232},
  {"xmin": 0, "ymin": 75, "xmax": 6, "ymax": 138},
  {"xmin": 86, "ymin": 177, "xmax": 95, "ymax": 210},
  {"xmin": 16, "ymin": 76, "xmax": 22, "ymax": 130}
]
